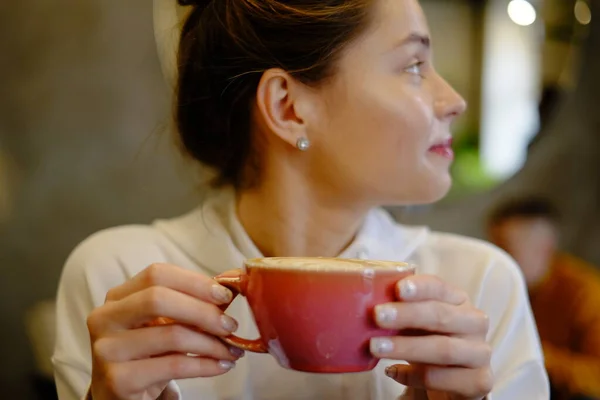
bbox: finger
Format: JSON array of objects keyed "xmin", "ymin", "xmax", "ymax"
[
  {"xmin": 105, "ymin": 263, "xmax": 233, "ymax": 306},
  {"xmin": 106, "ymin": 355, "xmax": 236, "ymax": 397},
  {"xmin": 88, "ymin": 286, "xmax": 238, "ymax": 336},
  {"xmin": 374, "ymin": 301, "xmax": 489, "ymax": 336},
  {"xmin": 396, "ymin": 275, "xmax": 468, "ymax": 305},
  {"xmin": 384, "ymin": 364, "xmax": 493, "ymax": 399},
  {"xmin": 93, "ymin": 324, "xmax": 244, "ymax": 363},
  {"xmin": 370, "ymin": 335, "xmax": 491, "ymax": 368}
]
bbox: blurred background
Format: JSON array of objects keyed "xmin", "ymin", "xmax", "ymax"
[{"xmin": 0, "ymin": 0, "xmax": 598, "ymax": 398}]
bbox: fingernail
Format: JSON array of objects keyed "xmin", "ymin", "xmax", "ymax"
[
  {"xmin": 370, "ymin": 338, "xmax": 394, "ymax": 354},
  {"xmin": 218, "ymin": 360, "xmax": 236, "ymax": 370},
  {"xmin": 212, "ymin": 284, "xmax": 233, "ymax": 303},
  {"xmin": 398, "ymin": 279, "xmax": 417, "ymax": 299},
  {"xmin": 229, "ymin": 346, "xmax": 245, "ymax": 358},
  {"xmin": 375, "ymin": 305, "xmax": 397, "ymax": 324},
  {"xmin": 221, "ymin": 315, "xmax": 238, "ymax": 333},
  {"xmin": 385, "ymin": 366, "xmax": 397, "ymax": 378}
]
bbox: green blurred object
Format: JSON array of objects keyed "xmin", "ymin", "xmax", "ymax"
[{"xmin": 447, "ymin": 129, "xmax": 498, "ymax": 199}]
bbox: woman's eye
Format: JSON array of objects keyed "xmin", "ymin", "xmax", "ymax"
[{"xmin": 405, "ymin": 62, "xmax": 424, "ymax": 76}]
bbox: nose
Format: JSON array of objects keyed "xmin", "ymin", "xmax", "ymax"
[{"xmin": 434, "ymin": 74, "xmax": 467, "ymax": 120}]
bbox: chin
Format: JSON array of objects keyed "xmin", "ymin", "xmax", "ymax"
[
  {"xmin": 428, "ymin": 185, "xmax": 451, "ymax": 203},
  {"xmin": 416, "ymin": 183, "xmax": 451, "ymax": 204},
  {"xmin": 388, "ymin": 175, "xmax": 452, "ymax": 206},
  {"xmin": 431, "ymin": 177, "xmax": 453, "ymax": 202}
]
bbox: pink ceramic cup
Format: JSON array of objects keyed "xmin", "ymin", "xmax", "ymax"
[{"xmin": 214, "ymin": 257, "xmax": 415, "ymax": 373}]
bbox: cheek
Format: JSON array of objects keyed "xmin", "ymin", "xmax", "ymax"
[
  {"xmin": 360, "ymin": 87, "xmax": 440, "ymax": 190},
  {"xmin": 394, "ymin": 93, "xmax": 435, "ymax": 161},
  {"xmin": 332, "ymin": 82, "xmax": 434, "ymax": 159},
  {"xmin": 310, "ymin": 77, "xmax": 446, "ymax": 203}
]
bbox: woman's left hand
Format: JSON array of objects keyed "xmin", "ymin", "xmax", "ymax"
[{"xmin": 370, "ymin": 275, "xmax": 493, "ymax": 400}]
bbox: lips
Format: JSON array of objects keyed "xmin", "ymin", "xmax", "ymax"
[{"xmin": 428, "ymin": 138, "xmax": 454, "ymax": 160}]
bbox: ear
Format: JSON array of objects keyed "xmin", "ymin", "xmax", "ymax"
[{"xmin": 255, "ymin": 68, "xmax": 315, "ymax": 149}]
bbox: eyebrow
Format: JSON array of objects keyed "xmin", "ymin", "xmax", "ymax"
[{"xmin": 394, "ymin": 33, "xmax": 431, "ymax": 49}]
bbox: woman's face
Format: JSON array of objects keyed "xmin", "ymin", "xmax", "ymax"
[{"xmin": 304, "ymin": 0, "xmax": 466, "ymax": 206}]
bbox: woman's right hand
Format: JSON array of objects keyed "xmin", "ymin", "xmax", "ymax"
[{"xmin": 86, "ymin": 263, "xmax": 243, "ymax": 400}]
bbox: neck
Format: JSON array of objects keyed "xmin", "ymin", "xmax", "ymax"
[{"xmin": 236, "ymin": 180, "xmax": 369, "ymax": 258}]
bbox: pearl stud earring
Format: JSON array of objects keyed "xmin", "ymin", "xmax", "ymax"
[{"xmin": 296, "ymin": 137, "xmax": 311, "ymax": 151}]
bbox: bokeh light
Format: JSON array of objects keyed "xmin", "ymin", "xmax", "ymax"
[{"xmin": 508, "ymin": 0, "xmax": 537, "ymax": 26}]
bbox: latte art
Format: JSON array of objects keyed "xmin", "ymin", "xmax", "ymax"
[{"xmin": 245, "ymin": 257, "xmax": 411, "ymax": 272}]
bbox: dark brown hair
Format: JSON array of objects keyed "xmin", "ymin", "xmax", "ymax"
[
  {"xmin": 175, "ymin": 0, "xmax": 372, "ymax": 188},
  {"xmin": 488, "ymin": 196, "xmax": 560, "ymax": 227}
]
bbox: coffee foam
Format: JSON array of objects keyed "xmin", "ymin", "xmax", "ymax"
[{"xmin": 245, "ymin": 257, "xmax": 413, "ymax": 272}]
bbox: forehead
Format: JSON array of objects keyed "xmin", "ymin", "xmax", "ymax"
[
  {"xmin": 333, "ymin": 0, "xmax": 430, "ymax": 73},
  {"xmin": 497, "ymin": 217, "xmax": 554, "ymax": 237},
  {"xmin": 368, "ymin": 0, "xmax": 429, "ymax": 45}
]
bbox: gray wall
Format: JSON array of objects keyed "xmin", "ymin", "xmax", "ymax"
[{"xmin": 0, "ymin": 1, "xmax": 199, "ymax": 397}]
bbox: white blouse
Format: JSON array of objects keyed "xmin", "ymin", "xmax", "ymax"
[{"xmin": 53, "ymin": 190, "xmax": 549, "ymax": 399}]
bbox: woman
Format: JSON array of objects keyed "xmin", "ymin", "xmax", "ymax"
[{"xmin": 52, "ymin": 0, "xmax": 549, "ymax": 399}]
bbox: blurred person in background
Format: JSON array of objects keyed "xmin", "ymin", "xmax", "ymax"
[{"xmin": 489, "ymin": 197, "xmax": 600, "ymax": 400}]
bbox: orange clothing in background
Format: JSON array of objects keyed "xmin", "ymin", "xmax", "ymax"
[{"xmin": 529, "ymin": 253, "xmax": 600, "ymax": 399}]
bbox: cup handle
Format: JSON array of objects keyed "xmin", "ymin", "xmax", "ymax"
[{"xmin": 214, "ymin": 269, "xmax": 268, "ymax": 354}]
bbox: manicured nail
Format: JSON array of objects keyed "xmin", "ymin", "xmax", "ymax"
[
  {"xmin": 211, "ymin": 284, "xmax": 233, "ymax": 303},
  {"xmin": 398, "ymin": 279, "xmax": 417, "ymax": 299},
  {"xmin": 221, "ymin": 315, "xmax": 238, "ymax": 333},
  {"xmin": 375, "ymin": 305, "xmax": 398, "ymax": 324},
  {"xmin": 229, "ymin": 346, "xmax": 245, "ymax": 358},
  {"xmin": 218, "ymin": 360, "xmax": 236, "ymax": 370},
  {"xmin": 370, "ymin": 338, "xmax": 394, "ymax": 354},
  {"xmin": 385, "ymin": 366, "xmax": 397, "ymax": 378}
]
